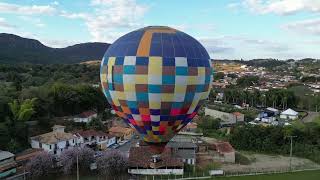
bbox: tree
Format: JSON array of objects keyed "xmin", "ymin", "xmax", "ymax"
[
  {"xmin": 86, "ymin": 117, "xmax": 105, "ymax": 131},
  {"xmin": 59, "ymin": 147, "xmax": 95, "ymax": 174},
  {"xmin": 26, "ymin": 152, "xmax": 54, "ymax": 178},
  {"xmin": 8, "ymin": 98, "xmax": 37, "ymax": 123},
  {"xmin": 214, "ymin": 72, "xmax": 224, "ymax": 81},
  {"xmin": 96, "ymin": 150, "xmax": 128, "ymax": 176}
]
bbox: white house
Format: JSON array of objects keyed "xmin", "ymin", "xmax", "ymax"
[
  {"xmin": 73, "ymin": 130, "xmax": 116, "ymax": 150},
  {"xmin": 30, "ymin": 125, "xmax": 77, "ymax": 156},
  {"xmin": 73, "ymin": 110, "xmax": 97, "ymax": 123},
  {"xmin": 280, "ymin": 108, "xmax": 299, "ymax": 120}
]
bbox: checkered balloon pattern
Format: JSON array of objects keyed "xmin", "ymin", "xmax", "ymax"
[{"xmin": 100, "ymin": 26, "xmax": 213, "ymax": 143}]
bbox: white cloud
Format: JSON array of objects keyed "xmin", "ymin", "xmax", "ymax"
[
  {"xmin": 61, "ymin": 0, "xmax": 148, "ymax": 42},
  {"xmin": 283, "ymin": 18, "xmax": 320, "ymax": 35},
  {"xmin": 0, "ymin": 2, "xmax": 56, "ymax": 15},
  {"xmin": 19, "ymin": 16, "xmax": 46, "ymax": 28},
  {"xmin": 242, "ymin": 0, "xmax": 320, "ymax": 15},
  {"xmin": 198, "ymin": 35, "xmax": 292, "ymax": 59},
  {"xmin": 0, "ymin": 17, "xmax": 16, "ymax": 30},
  {"xmin": 51, "ymin": 1, "xmax": 59, "ymax": 6}
]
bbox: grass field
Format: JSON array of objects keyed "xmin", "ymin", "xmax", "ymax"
[{"xmin": 216, "ymin": 170, "xmax": 320, "ymax": 180}]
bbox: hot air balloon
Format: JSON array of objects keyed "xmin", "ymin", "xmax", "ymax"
[{"xmin": 100, "ymin": 26, "xmax": 213, "ymax": 154}]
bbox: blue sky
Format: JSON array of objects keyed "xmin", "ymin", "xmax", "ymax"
[{"xmin": 0, "ymin": 0, "xmax": 319, "ymax": 59}]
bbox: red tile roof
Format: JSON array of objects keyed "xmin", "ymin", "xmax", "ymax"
[
  {"xmin": 129, "ymin": 146, "xmax": 183, "ymax": 168},
  {"xmin": 212, "ymin": 141, "xmax": 235, "ymax": 153},
  {"xmin": 78, "ymin": 110, "xmax": 97, "ymax": 118},
  {"xmin": 74, "ymin": 129, "xmax": 107, "ymax": 138}
]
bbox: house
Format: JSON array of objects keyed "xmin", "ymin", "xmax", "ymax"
[
  {"xmin": 108, "ymin": 126, "xmax": 135, "ymax": 142},
  {"xmin": 204, "ymin": 108, "xmax": 244, "ymax": 126},
  {"xmin": 0, "ymin": 150, "xmax": 17, "ymax": 178},
  {"xmin": 255, "ymin": 108, "xmax": 278, "ymax": 123},
  {"xmin": 128, "ymin": 146, "xmax": 184, "ymax": 175},
  {"xmin": 73, "ymin": 110, "xmax": 97, "ymax": 123},
  {"xmin": 210, "ymin": 141, "xmax": 235, "ymax": 163},
  {"xmin": 280, "ymin": 108, "xmax": 299, "ymax": 120},
  {"xmin": 30, "ymin": 125, "xmax": 77, "ymax": 156},
  {"xmin": 73, "ymin": 130, "xmax": 116, "ymax": 150},
  {"xmin": 168, "ymin": 135, "xmax": 197, "ymax": 165},
  {"xmin": 266, "ymin": 107, "xmax": 279, "ymax": 115}
]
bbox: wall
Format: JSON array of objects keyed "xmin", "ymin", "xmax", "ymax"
[{"xmin": 128, "ymin": 168, "xmax": 184, "ymax": 175}]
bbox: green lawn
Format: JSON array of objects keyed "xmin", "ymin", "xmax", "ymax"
[{"xmin": 216, "ymin": 170, "xmax": 320, "ymax": 180}]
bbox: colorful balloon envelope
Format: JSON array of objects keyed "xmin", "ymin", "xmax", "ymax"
[{"xmin": 100, "ymin": 26, "xmax": 213, "ymax": 153}]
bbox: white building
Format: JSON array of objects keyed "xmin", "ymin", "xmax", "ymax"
[
  {"xmin": 74, "ymin": 130, "xmax": 116, "ymax": 150},
  {"xmin": 205, "ymin": 108, "xmax": 244, "ymax": 126},
  {"xmin": 73, "ymin": 110, "xmax": 97, "ymax": 123},
  {"xmin": 280, "ymin": 108, "xmax": 299, "ymax": 120},
  {"xmin": 30, "ymin": 125, "xmax": 77, "ymax": 156}
]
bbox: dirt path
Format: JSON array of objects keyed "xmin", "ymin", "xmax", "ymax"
[
  {"xmin": 302, "ymin": 111, "xmax": 319, "ymax": 123},
  {"xmin": 222, "ymin": 153, "xmax": 320, "ymax": 173}
]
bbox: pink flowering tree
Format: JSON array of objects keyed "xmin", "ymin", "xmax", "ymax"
[
  {"xmin": 59, "ymin": 147, "xmax": 95, "ymax": 174},
  {"xmin": 96, "ymin": 150, "xmax": 128, "ymax": 176},
  {"xmin": 26, "ymin": 151, "xmax": 54, "ymax": 178}
]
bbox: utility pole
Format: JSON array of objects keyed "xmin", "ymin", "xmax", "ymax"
[
  {"xmin": 77, "ymin": 154, "xmax": 79, "ymax": 180},
  {"xmin": 288, "ymin": 135, "xmax": 297, "ymax": 171}
]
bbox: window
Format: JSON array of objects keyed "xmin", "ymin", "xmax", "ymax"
[{"xmin": 49, "ymin": 145, "xmax": 52, "ymax": 149}]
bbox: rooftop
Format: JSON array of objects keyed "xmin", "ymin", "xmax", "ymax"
[
  {"xmin": 76, "ymin": 110, "xmax": 97, "ymax": 118},
  {"xmin": 0, "ymin": 150, "xmax": 14, "ymax": 161},
  {"xmin": 74, "ymin": 129, "xmax": 107, "ymax": 138},
  {"xmin": 129, "ymin": 146, "xmax": 183, "ymax": 168},
  {"xmin": 31, "ymin": 131, "xmax": 74, "ymax": 144}
]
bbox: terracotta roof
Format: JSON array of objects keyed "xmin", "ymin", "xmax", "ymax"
[
  {"xmin": 232, "ymin": 112, "xmax": 243, "ymax": 116},
  {"xmin": 109, "ymin": 126, "xmax": 134, "ymax": 134},
  {"xmin": 74, "ymin": 129, "xmax": 107, "ymax": 138},
  {"xmin": 128, "ymin": 146, "xmax": 183, "ymax": 168},
  {"xmin": 0, "ymin": 162, "xmax": 17, "ymax": 171},
  {"xmin": 213, "ymin": 141, "xmax": 235, "ymax": 153},
  {"xmin": 77, "ymin": 110, "xmax": 97, "ymax": 118},
  {"xmin": 15, "ymin": 149, "xmax": 43, "ymax": 162},
  {"xmin": 31, "ymin": 131, "xmax": 75, "ymax": 144}
]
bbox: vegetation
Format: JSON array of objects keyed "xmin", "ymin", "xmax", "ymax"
[
  {"xmin": 26, "ymin": 152, "xmax": 55, "ymax": 178},
  {"xmin": 229, "ymin": 123, "xmax": 320, "ymax": 163},
  {"xmin": 215, "ymin": 170, "xmax": 320, "ymax": 180},
  {"xmin": 0, "ymin": 63, "xmax": 110, "ymax": 153},
  {"xmin": 59, "ymin": 147, "xmax": 95, "ymax": 174},
  {"xmin": 96, "ymin": 150, "xmax": 128, "ymax": 177}
]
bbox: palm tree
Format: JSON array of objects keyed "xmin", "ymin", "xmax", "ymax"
[{"xmin": 8, "ymin": 98, "xmax": 37, "ymax": 123}]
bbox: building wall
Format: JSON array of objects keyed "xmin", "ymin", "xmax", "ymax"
[
  {"xmin": 205, "ymin": 108, "xmax": 244, "ymax": 125},
  {"xmin": 107, "ymin": 137, "xmax": 116, "ymax": 147},
  {"xmin": 280, "ymin": 114, "xmax": 298, "ymax": 120},
  {"xmin": 31, "ymin": 140, "xmax": 40, "ymax": 149},
  {"xmin": 223, "ymin": 152, "xmax": 235, "ymax": 163},
  {"xmin": 128, "ymin": 168, "xmax": 183, "ymax": 175}
]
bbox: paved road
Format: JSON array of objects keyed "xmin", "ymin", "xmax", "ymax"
[
  {"xmin": 302, "ymin": 111, "xmax": 320, "ymax": 123},
  {"xmin": 117, "ymin": 136, "xmax": 140, "ymax": 155}
]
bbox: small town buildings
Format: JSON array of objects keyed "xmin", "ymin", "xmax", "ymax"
[
  {"xmin": 168, "ymin": 135, "xmax": 197, "ymax": 165},
  {"xmin": 280, "ymin": 108, "xmax": 299, "ymax": 120},
  {"xmin": 108, "ymin": 126, "xmax": 135, "ymax": 142},
  {"xmin": 204, "ymin": 108, "xmax": 244, "ymax": 126},
  {"xmin": 74, "ymin": 130, "xmax": 116, "ymax": 150},
  {"xmin": 0, "ymin": 150, "xmax": 17, "ymax": 178},
  {"xmin": 210, "ymin": 141, "xmax": 235, "ymax": 163},
  {"xmin": 73, "ymin": 110, "xmax": 97, "ymax": 123},
  {"xmin": 128, "ymin": 146, "xmax": 184, "ymax": 175},
  {"xmin": 30, "ymin": 125, "xmax": 77, "ymax": 156}
]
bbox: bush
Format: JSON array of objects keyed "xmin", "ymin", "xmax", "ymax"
[
  {"xmin": 235, "ymin": 152, "xmax": 251, "ymax": 165},
  {"xmin": 26, "ymin": 152, "xmax": 54, "ymax": 178},
  {"xmin": 59, "ymin": 147, "xmax": 95, "ymax": 174},
  {"xmin": 96, "ymin": 150, "xmax": 128, "ymax": 176}
]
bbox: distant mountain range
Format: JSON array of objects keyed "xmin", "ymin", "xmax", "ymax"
[{"xmin": 0, "ymin": 33, "xmax": 110, "ymax": 64}]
